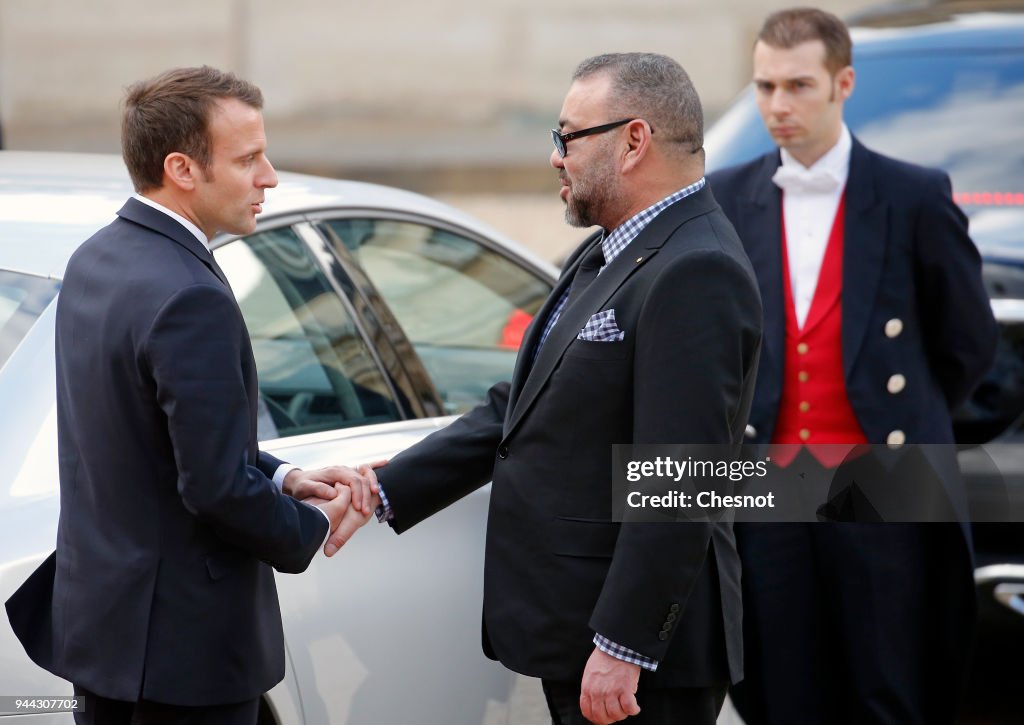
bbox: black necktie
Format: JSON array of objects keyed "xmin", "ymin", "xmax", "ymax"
[{"xmin": 566, "ymin": 240, "xmax": 606, "ymax": 308}]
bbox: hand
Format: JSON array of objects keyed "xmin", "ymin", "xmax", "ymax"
[
  {"xmin": 579, "ymin": 647, "xmax": 641, "ymax": 724},
  {"xmin": 313, "ymin": 483, "xmax": 353, "ymax": 534},
  {"xmin": 285, "ymin": 465, "xmax": 379, "ymax": 516},
  {"xmin": 324, "ymin": 491, "xmax": 379, "ymax": 557}
]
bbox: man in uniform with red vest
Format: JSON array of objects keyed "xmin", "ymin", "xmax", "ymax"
[{"xmin": 708, "ymin": 8, "xmax": 996, "ymax": 724}]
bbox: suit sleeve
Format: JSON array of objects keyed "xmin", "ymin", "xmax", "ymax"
[
  {"xmin": 145, "ymin": 284, "xmax": 328, "ymax": 574},
  {"xmin": 589, "ymin": 242, "xmax": 762, "ymax": 661},
  {"xmin": 913, "ymin": 170, "xmax": 998, "ymax": 408},
  {"xmin": 379, "ymin": 381, "xmax": 510, "ymax": 534}
]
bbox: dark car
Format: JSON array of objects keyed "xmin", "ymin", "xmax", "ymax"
[{"xmin": 704, "ymin": 3, "xmax": 1024, "ymax": 719}]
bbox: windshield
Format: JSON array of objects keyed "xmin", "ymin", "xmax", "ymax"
[{"xmin": 0, "ymin": 270, "xmax": 60, "ymax": 371}]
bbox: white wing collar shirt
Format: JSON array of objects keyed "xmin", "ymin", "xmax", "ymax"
[{"xmin": 771, "ymin": 124, "xmax": 851, "ymax": 328}]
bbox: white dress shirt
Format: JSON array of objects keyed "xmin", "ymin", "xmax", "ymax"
[{"xmin": 772, "ymin": 125, "xmax": 851, "ymax": 328}]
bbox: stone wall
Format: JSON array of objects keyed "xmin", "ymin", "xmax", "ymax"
[{"xmin": 0, "ymin": 0, "xmax": 869, "ymax": 188}]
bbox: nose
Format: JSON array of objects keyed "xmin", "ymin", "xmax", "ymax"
[
  {"xmin": 550, "ymin": 147, "xmax": 564, "ymax": 170},
  {"xmin": 769, "ymin": 89, "xmax": 790, "ymax": 117},
  {"xmin": 258, "ymin": 156, "xmax": 279, "ymax": 189}
]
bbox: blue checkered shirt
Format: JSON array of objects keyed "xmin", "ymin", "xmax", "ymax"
[
  {"xmin": 534, "ymin": 177, "xmax": 706, "ymax": 356},
  {"xmin": 378, "ymin": 178, "xmax": 706, "ymax": 673}
]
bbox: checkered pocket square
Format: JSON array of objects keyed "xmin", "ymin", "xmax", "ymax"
[{"xmin": 578, "ymin": 309, "xmax": 625, "ymax": 342}]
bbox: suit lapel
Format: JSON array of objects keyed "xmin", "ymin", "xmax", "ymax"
[
  {"xmin": 504, "ymin": 186, "xmax": 717, "ymax": 437},
  {"xmin": 841, "ymin": 138, "xmax": 888, "ymax": 378},
  {"xmin": 116, "ymin": 197, "xmax": 229, "ymax": 286},
  {"xmin": 733, "ymin": 154, "xmax": 785, "ymax": 384},
  {"xmin": 504, "ymin": 237, "xmax": 593, "ymax": 414}
]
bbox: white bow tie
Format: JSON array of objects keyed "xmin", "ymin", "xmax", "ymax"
[{"xmin": 772, "ymin": 164, "xmax": 842, "ymax": 194}]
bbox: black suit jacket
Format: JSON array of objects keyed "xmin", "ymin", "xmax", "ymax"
[
  {"xmin": 378, "ymin": 184, "xmax": 762, "ymax": 686},
  {"xmin": 5, "ymin": 198, "xmax": 329, "ymax": 706}
]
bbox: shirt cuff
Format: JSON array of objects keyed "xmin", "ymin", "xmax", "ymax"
[
  {"xmin": 312, "ymin": 505, "xmax": 332, "ymax": 549},
  {"xmin": 273, "ymin": 464, "xmax": 299, "ymax": 492},
  {"xmin": 593, "ymin": 634, "xmax": 659, "ymax": 672},
  {"xmin": 375, "ymin": 484, "xmax": 394, "ymax": 522}
]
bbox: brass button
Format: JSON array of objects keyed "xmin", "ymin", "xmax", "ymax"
[
  {"xmin": 799, "ymin": 401, "xmax": 810, "ymax": 413},
  {"xmin": 797, "ymin": 342, "xmax": 809, "ymax": 355},
  {"xmin": 885, "ymin": 318, "xmax": 904, "ymax": 338},
  {"xmin": 798, "ymin": 371, "xmax": 809, "ymax": 383},
  {"xmin": 799, "ymin": 429, "xmax": 811, "ymax": 441},
  {"xmin": 887, "ymin": 374, "xmax": 906, "ymax": 394},
  {"xmin": 887, "ymin": 430, "xmax": 906, "ymax": 448}
]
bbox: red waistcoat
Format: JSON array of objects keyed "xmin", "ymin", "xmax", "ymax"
[{"xmin": 771, "ymin": 194, "xmax": 868, "ymax": 467}]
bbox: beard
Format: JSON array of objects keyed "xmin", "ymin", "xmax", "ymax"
[{"xmin": 562, "ymin": 148, "xmax": 618, "ymax": 228}]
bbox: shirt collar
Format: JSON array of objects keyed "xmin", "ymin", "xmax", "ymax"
[
  {"xmin": 600, "ymin": 177, "xmax": 706, "ymax": 265},
  {"xmin": 779, "ymin": 123, "xmax": 851, "ymax": 185},
  {"xmin": 133, "ymin": 194, "xmax": 210, "ymax": 250}
]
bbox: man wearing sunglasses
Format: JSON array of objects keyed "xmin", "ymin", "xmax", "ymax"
[{"xmin": 341, "ymin": 52, "xmax": 761, "ymax": 725}]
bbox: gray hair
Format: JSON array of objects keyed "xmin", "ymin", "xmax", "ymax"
[{"xmin": 573, "ymin": 52, "xmax": 704, "ymax": 158}]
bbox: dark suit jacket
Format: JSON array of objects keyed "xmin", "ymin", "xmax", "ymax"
[
  {"xmin": 5, "ymin": 198, "xmax": 329, "ymax": 706},
  {"xmin": 709, "ymin": 138, "xmax": 997, "ymax": 530},
  {"xmin": 378, "ymin": 184, "xmax": 762, "ymax": 686},
  {"xmin": 708, "ymin": 139, "xmax": 998, "ymax": 713}
]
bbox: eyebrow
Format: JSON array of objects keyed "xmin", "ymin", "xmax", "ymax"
[{"xmin": 753, "ymin": 74, "xmax": 817, "ymax": 84}]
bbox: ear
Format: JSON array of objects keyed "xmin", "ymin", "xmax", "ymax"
[
  {"xmin": 836, "ymin": 65, "xmax": 855, "ymax": 102},
  {"xmin": 620, "ymin": 119, "xmax": 653, "ymax": 175},
  {"xmin": 162, "ymin": 152, "xmax": 198, "ymax": 192}
]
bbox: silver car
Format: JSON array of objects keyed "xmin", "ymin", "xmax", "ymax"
[{"xmin": 0, "ymin": 151, "xmax": 557, "ymax": 724}]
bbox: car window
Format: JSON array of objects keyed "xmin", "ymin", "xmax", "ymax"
[
  {"xmin": 0, "ymin": 270, "xmax": 60, "ymax": 371},
  {"xmin": 214, "ymin": 227, "xmax": 400, "ymax": 440},
  {"xmin": 322, "ymin": 219, "xmax": 551, "ymax": 414}
]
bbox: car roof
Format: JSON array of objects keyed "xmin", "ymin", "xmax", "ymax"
[
  {"xmin": 0, "ymin": 150, "xmax": 550, "ymax": 281},
  {"xmin": 850, "ymin": 4, "xmax": 1024, "ymax": 51}
]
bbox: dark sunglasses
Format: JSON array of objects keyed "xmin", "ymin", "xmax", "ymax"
[{"xmin": 551, "ymin": 118, "xmax": 635, "ymax": 158}]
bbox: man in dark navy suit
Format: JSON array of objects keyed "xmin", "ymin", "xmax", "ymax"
[
  {"xmin": 708, "ymin": 9, "xmax": 997, "ymax": 723},
  {"xmin": 5, "ymin": 67, "xmax": 374, "ymax": 725}
]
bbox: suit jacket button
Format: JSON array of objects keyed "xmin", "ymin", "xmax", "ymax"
[
  {"xmin": 497, "ymin": 445, "xmax": 509, "ymax": 459},
  {"xmin": 887, "ymin": 430, "xmax": 906, "ymax": 448},
  {"xmin": 658, "ymin": 631, "xmax": 669, "ymax": 641},
  {"xmin": 666, "ymin": 612, "xmax": 677, "ymax": 622},
  {"xmin": 661, "ymin": 622, "xmax": 672, "ymax": 632},
  {"xmin": 887, "ymin": 374, "xmax": 906, "ymax": 394},
  {"xmin": 669, "ymin": 603, "xmax": 680, "ymax": 613},
  {"xmin": 885, "ymin": 318, "xmax": 904, "ymax": 338},
  {"xmin": 745, "ymin": 425, "xmax": 757, "ymax": 440}
]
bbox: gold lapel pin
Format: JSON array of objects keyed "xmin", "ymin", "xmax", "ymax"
[{"xmin": 635, "ymin": 256, "xmax": 643, "ymax": 263}]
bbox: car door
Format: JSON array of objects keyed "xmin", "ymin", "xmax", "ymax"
[{"xmin": 211, "ymin": 216, "xmax": 550, "ymax": 724}]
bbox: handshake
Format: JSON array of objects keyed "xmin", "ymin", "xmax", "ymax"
[{"xmin": 281, "ymin": 463, "xmax": 386, "ymax": 557}]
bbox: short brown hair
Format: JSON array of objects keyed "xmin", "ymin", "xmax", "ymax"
[
  {"xmin": 121, "ymin": 66, "xmax": 263, "ymax": 192},
  {"xmin": 757, "ymin": 7, "xmax": 852, "ymax": 75}
]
